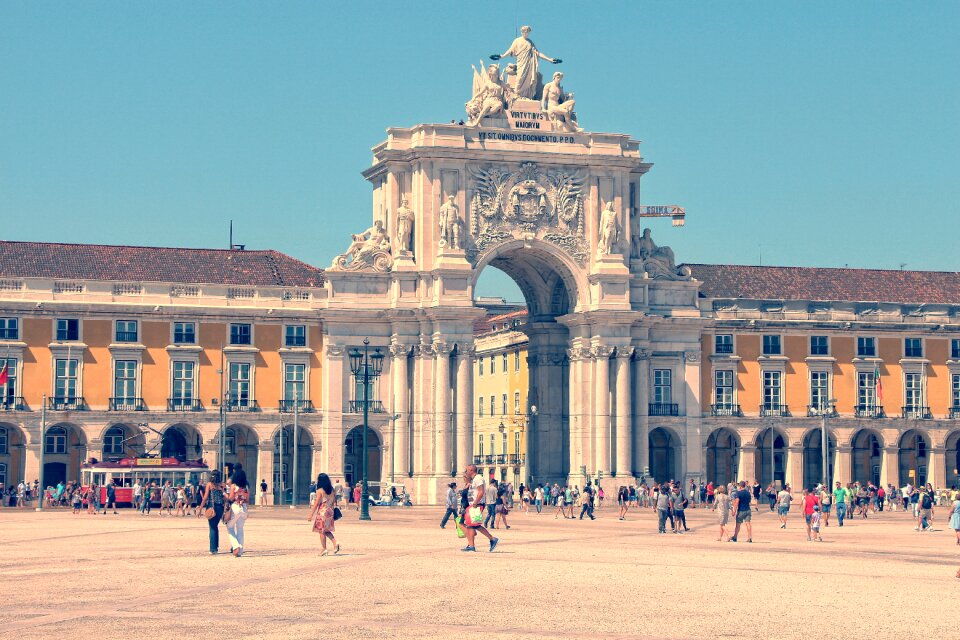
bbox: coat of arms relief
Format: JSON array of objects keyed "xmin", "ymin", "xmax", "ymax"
[{"xmin": 466, "ymin": 162, "xmax": 588, "ymax": 265}]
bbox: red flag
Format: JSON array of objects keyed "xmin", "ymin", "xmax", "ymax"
[
  {"xmin": 0, "ymin": 362, "xmax": 7, "ymax": 386},
  {"xmin": 873, "ymin": 364, "xmax": 883, "ymax": 404}
]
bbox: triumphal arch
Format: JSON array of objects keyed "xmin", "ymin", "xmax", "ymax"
[{"xmin": 321, "ymin": 28, "xmax": 703, "ymax": 502}]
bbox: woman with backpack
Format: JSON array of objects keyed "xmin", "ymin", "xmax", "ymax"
[
  {"xmin": 307, "ymin": 473, "xmax": 340, "ymax": 556},
  {"xmin": 198, "ymin": 470, "xmax": 226, "ymax": 554}
]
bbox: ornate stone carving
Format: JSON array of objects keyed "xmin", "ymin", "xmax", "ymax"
[
  {"xmin": 615, "ymin": 347, "xmax": 634, "ymax": 359},
  {"xmin": 541, "ymin": 72, "xmax": 581, "ymax": 133},
  {"xmin": 466, "ymin": 62, "xmax": 507, "ymax": 126},
  {"xmin": 633, "ymin": 348, "xmax": 650, "ymax": 360},
  {"xmin": 415, "ymin": 343, "xmax": 435, "ymax": 358},
  {"xmin": 389, "ymin": 343, "xmax": 411, "ymax": 358},
  {"xmin": 490, "ymin": 25, "xmax": 561, "ymax": 101},
  {"xmin": 325, "ymin": 345, "xmax": 345, "ymax": 357},
  {"xmin": 395, "ymin": 199, "xmax": 415, "ymax": 255},
  {"xmin": 592, "ymin": 345, "xmax": 615, "ymax": 359},
  {"xmin": 438, "ymin": 196, "xmax": 463, "ymax": 250},
  {"xmin": 433, "ymin": 342, "xmax": 452, "ymax": 356},
  {"xmin": 631, "ymin": 228, "xmax": 691, "ymax": 280},
  {"xmin": 684, "ymin": 351, "xmax": 701, "ymax": 363},
  {"xmin": 457, "ymin": 344, "xmax": 477, "ymax": 358},
  {"xmin": 597, "ymin": 202, "xmax": 620, "ymax": 257},
  {"xmin": 331, "ymin": 220, "xmax": 393, "ymax": 272}
]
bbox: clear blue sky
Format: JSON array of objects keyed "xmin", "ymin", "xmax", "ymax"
[{"xmin": 1, "ymin": 2, "xmax": 957, "ymax": 301}]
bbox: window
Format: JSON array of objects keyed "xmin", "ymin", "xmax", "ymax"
[
  {"xmin": 514, "ymin": 351, "xmax": 520, "ymax": 371},
  {"xmin": 490, "ymin": 355, "xmax": 495, "ymax": 375},
  {"xmin": 285, "ymin": 325, "xmax": 306, "ymax": 347},
  {"xmin": 514, "ymin": 431, "xmax": 521, "ymax": 455},
  {"xmin": 115, "ymin": 320, "xmax": 137, "ymax": 343},
  {"xmin": 230, "ymin": 323, "xmax": 252, "ymax": 345},
  {"xmin": 489, "ymin": 433, "xmax": 495, "ymax": 455},
  {"xmin": 762, "ymin": 371, "xmax": 782, "ymax": 409},
  {"xmin": 54, "ymin": 359, "xmax": 78, "ymax": 399},
  {"xmin": 502, "ymin": 393, "xmax": 508, "ymax": 415},
  {"xmin": 0, "ymin": 427, "xmax": 7, "ymax": 454},
  {"xmin": 478, "ymin": 359, "xmax": 484, "ymax": 376},
  {"xmin": 103, "ymin": 426, "xmax": 125, "ymax": 456},
  {"xmin": 1, "ymin": 358, "xmax": 16, "ymax": 405},
  {"xmin": 715, "ymin": 334, "xmax": 733, "ymax": 355},
  {"xmin": 173, "ymin": 322, "xmax": 196, "ymax": 344},
  {"xmin": 810, "ymin": 371, "xmax": 829, "ymax": 410},
  {"xmin": 490, "ymin": 395, "xmax": 496, "ymax": 416},
  {"xmin": 857, "ymin": 371, "xmax": 876, "ymax": 408},
  {"xmin": 904, "ymin": 338, "xmax": 923, "ymax": 358},
  {"xmin": 952, "ymin": 374, "xmax": 960, "ymax": 408},
  {"xmin": 351, "ymin": 363, "xmax": 380, "ymax": 405},
  {"xmin": 229, "ymin": 362, "xmax": 251, "ymax": 406},
  {"xmin": 56, "ymin": 319, "xmax": 79, "ymax": 341},
  {"xmin": 857, "ymin": 337, "xmax": 876, "ymax": 357},
  {"xmin": 113, "ymin": 360, "xmax": 137, "ymax": 399},
  {"xmin": 172, "ymin": 361, "xmax": 194, "ymax": 403},
  {"xmin": 904, "ymin": 373, "xmax": 922, "ymax": 409},
  {"xmin": 952, "ymin": 339, "xmax": 960, "ymax": 360},
  {"xmin": 714, "ymin": 370, "xmax": 733, "ymax": 407},
  {"xmin": 0, "ymin": 462, "xmax": 6, "ymax": 487},
  {"xmin": 478, "ymin": 434, "xmax": 484, "ymax": 458},
  {"xmin": 501, "ymin": 432, "xmax": 507, "ymax": 457},
  {"xmin": 46, "ymin": 426, "xmax": 67, "ymax": 454},
  {"xmin": 224, "ymin": 428, "xmax": 236, "ymax": 455},
  {"xmin": 284, "ymin": 363, "xmax": 305, "ymax": 401},
  {"xmin": 502, "ymin": 353, "xmax": 508, "ymax": 374},
  {"xmin": 653, "ymin": 369, "xmax": 672, "ymax": 404},
  {"xmin": 514, "ymin": 391, "xmax": 520, "ymax": 415},
  {"xmin": 810, "ymin": 336, "xmax": 829, "ymax": 356},
  {"xmin": 478, "ymin": 397, "xmax": 484, "ymax": 417},
  {"xmin": 0, "ymin": 318, "xmax": 18, "ymax": 340},
  {"xmin": 762, "ymin": 335, "xmax": 782, "ymax": 356}
]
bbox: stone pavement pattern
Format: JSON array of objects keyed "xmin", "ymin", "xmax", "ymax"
[{"xmin": 0, "ymin": 505, "xmax": 956, "ymax": 640}]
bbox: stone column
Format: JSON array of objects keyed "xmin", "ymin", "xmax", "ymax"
[
  {"xmin": 455, "ymin": 346, "xmax": 475, "ymax": 476},
  {"xmin": 834, "ymin": 446, "xmax": 852, "ymax": 486},
  {"xmin": 434, "ymin": 342, "xmax": 452, "ymax": 478},
  {"xmin": 311, "ymin": 444, "xmax": 323, "ymax": 488},
  {"xmin": 882, "ymin": 447, "xmax": 899, "ymax": 487},
  {"xmin": 566, "ymin": 347, "xmax": 584, "ymax": 479},
  {"xmin": 526, "ymin": 352, "xmax": 540, "ymax": 479},
  {"xmin": 24, "ymin": 443, "xmax": 40, "ymax": 486},
  {"xmin": 931, "ymin": 447, "xmax": 946, "ymax": 489},
  {"xmin": 683, "ymin": 351, "xmax": 703, "ymax": 481},
  {"xmin": 614, "ymin": 348, "xmax": 633, "ymax": 477},
  {"xmin": 633, "ymin": 350, "xmax": 650, "ymax": 478},
  {"xmin": 593, "ymin": 346, "xmax": 613, "ymax": 474},
  {"xmin": 413, "ymin": 343, "xmax": 435, "ymax": 476},
  {"xmin": 390, "ymin": 343, "xmax": 410, "ymax": 478},
  {"xmin": 257, "ymin": 444, "xmax": 274, "ymax": 503},
  {"xmin": 787, "ymin": 446, "xmax": 804, "ymax": 490},
  {"xmin": 739, "ymin": 444, "xmax": 757, "ymax": 483}
]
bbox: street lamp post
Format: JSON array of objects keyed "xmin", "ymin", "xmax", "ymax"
[
  {"xmin": 821, "ymin": 397, "xmax": 837, "ymax": 489},
  {"xmin": 217, "ymin": 350, "xmax": 225, "ymax": 478},
  {"xmin": 36, "ymin": 393, "xmax": 46, "ymax": 511},
  {"xmin": 292, "ymin": 387, "xmax": 299, "ymax": 508},
  {"xmin": 349, "ymin": 338, "xmax": 384, "ymax": 522}
]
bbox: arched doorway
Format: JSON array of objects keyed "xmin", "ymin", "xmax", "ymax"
[
  {"xmin": 222, "ymin": 423, "xmax": 258, "ymax": 483},
  {"xmin": 899, "ymin": 429, "xmax": 929, "ymax": 486},
  {"xmin": 344, "ymin": 426, "xmax": 382, "ymax": 497},
  {"xmin": 706, "ymin": 428, "xmax": 739, "ymax": 486},
  {"xmin": 161, "ymin": 424, "xmax": 202, "ymax": 462},
  {"xmin": 43, "ymin": 423, "xmax": 86, "ymax": 485},
  {"xmin": 946, "ymin": 431, "xmax": 960, "ymax": 489},
  {"xmin": 274, "ymin": 425, "xmax": 313, "ymax": 505},
  {"xmin": 755, "ymin": 428, "xmax": 786, "ymax": 487},
  {"xmin": 0, "ymin": 424, "xmax": 26, "ymax": 489},
  {"xmin": 648, "ymin": 427, "xmax": 677, "ymax": 483},
  {"xmin": 102, "ymin": 424, "xmax": 145, "ymax": 460},
  {"xmin": 851, "ymin": 429, "xmax": 882, "ymax": 486},
  {"xmin": 802, "ymin": 428, "xmax": 836, "ymax": 490}
]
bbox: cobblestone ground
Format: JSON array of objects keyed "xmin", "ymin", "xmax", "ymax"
[{"xmin": 0, "ymin": 502, "xmax": 956, "ymax": 639}]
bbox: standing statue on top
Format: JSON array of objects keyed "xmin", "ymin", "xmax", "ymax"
[
  {"xmin": 491, "ymin": 25, "xmax": 561, "ymax": 100},
  {"xmin": 438, "ymin": 196, "xmax": 463, "ymax": 250},
  {"xmin": 597, "ymin": 202, "xmax": 620, "ymax": 257}
]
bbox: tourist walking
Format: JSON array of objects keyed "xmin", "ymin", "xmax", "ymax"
[
  {"xmin": 655, "ymin": 484, "xmax": 671, "ymax": 533},
  {"xmin": 440, "ymin": 481, "xmax": 458, "ymax": 529},
  {"xmin": 730, "ymin": 481, "xmax": 753, "ymax": 543},
  {"xmin": 833, "ymin": 482, "xmax": 848, "ymax": 526},
  {"xmin": 618, "ymin": 486, "xmax": 629, "ymax": 520},
  {"xmin": 496, "ymin": 481, "xmax": 512, "ymax": 529},
  {"xmin": 534, "ymin": 484, "xmax": 544, "ymax": 514},
  {"xmin": 579, "ymin": 482, "xmax": 595, "ymax": 521},
  {"xmin": 484, "ymin": 479, "xmax": 498, "ymax": 528},
  {"xmin": 801, "ymin": 488, "xmax": 819, "ymax": 541},
  {"xmin": 950, "ymin": 493, "xmax": 960, "ymax": 545},
  {"xmin": 307, "ymin": 473, "xmax": 340, "ymax": 556},
  {"xmin": 776, "ymin": 484, "xmax": 793, "ymax": 528},
  {"xmin": 752, "ymin": 480, "xmax": 762, "ymax": 512},
  {"xmin": 104, "ymin": 482, "xmax": 118, "ymax": 514},
  {"xmin": 818, "ymin": 484, "xmax": 832, "ymax": 526},
  {"xmin": 258, "ymin": 479, "xmax": 269, "ymax": 507},
  {"xmin": 198, "ymin": 470, "xmax": 225, "ymax": 554},
  {"xmin": 810, "ymin": 505, "xmax": 823, "ymax": 542},
  {"xmin": 671, "ymin": 485, "xmax": 688, "ymax": 533},
  {"xmin": 227, "ymin": 463, "xmax": 250, "ymax": 557},
  {"xmin": 460, "ymin": 464, "xmax": 498, "ymax": 552},
  {"xmin": 714, "ymin": 485, "xmax": 731, "ymax": 541}
]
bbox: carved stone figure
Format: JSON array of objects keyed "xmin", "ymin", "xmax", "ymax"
[
  {"xmin": 633, "ymin": 227, "xmax": 689, "ymax": 280},
  {"xmin": 541, "ymin": 72, "xmax": 581, "ymax": 133},
  {"xmin": 597, "ymin": 202, "xmax": 620, "ymax": 256},
  {"xmin": 491, "ymin": 25, "xmax": 560, "ymax": 100},
  {"xmin": 396, "ymin": 198, "xmax": 415, "ymax": 254},
  {"xmin": 466, "ymin": 62, "xmax": 507, "ymax": 126},
  {"xmin": 438, "ymin": 196, "xmax": 462, "ymax": 250},
  {"xmin": 331, "ymin": 219, "xmax": 393, "ymax": 272}
]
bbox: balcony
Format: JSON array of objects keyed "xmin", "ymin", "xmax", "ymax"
[
  {"xmin": 279, "ymin": 399, "xmax": 315, "ymax": 413},
  {"xmin": 901, "ymin": 406, "xmax": 932, "ymax": 420},
  {"xmin": 649, "ymin": 403, "xmax": 679, "ymax": 417},
  {"xmin": 807, "ymin": 404, "xmax": 838, "ymax": 417},
  {"xmin": 109, "ymin": 397, "xmax": 146, "ymax": 411},
  {"xmin": 711, "ymin": 404, "xmax": 742, "ymax": 417},
  {"xmin": 0, "ymin": 397, "xmax": 25, "ymax": 411},
  {"xmin": 483, "ymin": 454, "xmax": 494, "ymax": 464},
  {"xmin": 48, "ymin": 396, "xmax": 85, "ymax": 411},
  {"xmin": 167, "ymin": 398, "xmax": 203, "ymax": 412},
  {"xmin": 225, "ymin": 399, "xmax": 260, "ymax": 412},
  {"xmin": 114, "ymin": 331, "xmax": 138, "ymax": 342},
  {"xmin": 855, "ymin": 405, "xmax": 885, "ymax": 419},
  {"xmin": 347, "ymin": 400, "xmax": 385, "ymax": 414},
  {"xmin": 495, "ymin": 454, "xmax": 508, "ymax": 465},
  {"xmin": 760, "ymin": 404, "xmax": 790, "ymax": 417},
  {"xmin": 950, "ymin": 407, "xmax": 960, "ymax": 420},
  {"xmin": 473, "ymin": 455, "xmax": 484, "ymax": 465},
  {"xmin": 509, "ymin": 453, "xmax": 526, "ymax": 466}
]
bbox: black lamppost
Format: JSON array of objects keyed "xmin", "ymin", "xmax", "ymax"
[{"xmin": 349, "ymin": 338, "xmax": 384, "ymax": 522}]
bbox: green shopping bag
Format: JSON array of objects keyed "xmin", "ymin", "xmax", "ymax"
[{"xmin": 455, "ymin": 515, "xmax": 466, "ymax": 539}]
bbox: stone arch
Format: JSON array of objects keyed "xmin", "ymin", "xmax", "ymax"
[
  {"xmin": 851, "ymin": 428, "xmax": 884, "ymax": 486},
  {"xmin": 344, "ymin": 425, "xmax": 382, "ymax": 496},
  {"xmin": 754, "ymin": 427, "xmax": 787, "ymax": 487},
  {"xmin": 705, "ymin": 427, "xmax": 739, "ymax": 486},
  {"xmin": 0, "ymin": 422, "xmax": 27, "ymax": 488},
  {"xmin": 161, "ymin": 423, "xmax": 203, "ymax": 462},
  {"xmin": 898, "ymin": 429, "xmax": 930, "ymax": 487},
  {"xmin": 43, "ymin": 422, "xmax": 87, "ymax": 486},
  {"xmin": 272, "ymin": 423, "xmax": 314, "ymax": 505},
  {"xmin": 648, "ymin": 426, "xmax": 680, "ymax": 483},
  {"xmin": 100, "ymin": 423, "xmax": 146, "ymax": 458},
  {"xmin": 223, "ymin": 423, "xmax": 259, "ymax": 483},
  {"xmin": 801, "ymin": 428, "xmax": 837, "ymax": 491},
  {"xmin": 945, "ymin": 431, "xmax": 960, "ymax": 489}
]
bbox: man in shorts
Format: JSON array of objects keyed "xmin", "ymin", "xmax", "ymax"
[
  {"xmin": 776, "ymin": 484, "xmax": 793, "ymax": 528},
  {"xmin": 462, "ymin": 465, "xmax": 498, "ymax": 552},
  {"xmin": 801, "ymin": 487, "xmax": 819, "ymax": 541},
  {"xmin": 730, "ymin": 481, "xmax": 753, "ymax": 542}
]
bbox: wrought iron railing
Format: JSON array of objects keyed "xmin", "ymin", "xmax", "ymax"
[
  {"xmin": 280, "ymin": 399, "xmax": 315, "ymax": 413},
  {"xmin": 711, "ymin": 404, "xmax": 741, "ymax": 417},
  {"xmin": 807, "ymin": 404, "xmax": 838, "ymax": 417},
  {"xmin": 649, "ymin": 403, "xmax": 679, "ymax": 416},
  {"xmin": 167, "ymin": 398, "xmax": 203, "ymax": 412},
  {"xmin": 901, "ymin": 406, "xmax": 932, "ymax": 420},
  {"xmin": 109, "ymin": 397, "xmax": 146, "ymax": 411},
  {"xmin": 48, "ymin": 396, "xmax": 85, "ymax": 411},
  {"xmin": 855, "ymin": 405, "xmax": 885, "ymax": 418},
  {"xmin": 347, "ymin": 400, "xmax": 385, "ymax": 413},
  {"xmin": 760, "ymin": 404, "xmax": 790, "ymax": 417},
  {"xmin": 225, "ymin": 399, "xmax": 260, "ymax": 412}
]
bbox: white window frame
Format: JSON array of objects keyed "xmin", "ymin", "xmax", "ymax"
[
  {"xmin": 114, "ymin": 319, "xmax": 139, "ymax": 344},
  {"xmin": 809, "ymin": 335, "xmax": 830, "ymax": 356},
  {"xmin": 714, "ymin": 334, "xmax": 734, "ymax": 355},
  {"xmin": 113, "ymin": 359, "xmax": 140, "ymax": 400},
  {"xmin": 856, "ymin": 336, "xmax": 877, "ymax": 358},
  {"xmin": 0, "ymin": 317, "xmax": 19, "ymax": 341},
  {"xmin": 714, "ymin": 369, "xmax": 734, "ymax": 407},
  {"xmin": 284, "ymin": 324, "xmax": 307, "ymax": 348},
  {"xmin": 229, "ymin": 323, "xmax": 254, "ymax": 346},
  {"xmin": 54, "ymin": 318, "xmax": 82, "ymax": 342},
  {"xmin": 172, "ymin": 321, "xmax": 197, "ymax": 345},
  {"xmin": 762, "ymin": 334, "xmax": 782, "ymax": 356},
  {"xmin": 653, "ymin": 369, "xmax": 672, "ymax": 405},
  {"xmin": 171, "ymin": 360, "xmax": 196, "ymax": 405},
  {"xmin": 903, "ymin": 337, "xmax": 923, "ymax": 359},
  {"xmin": 762, "ymin": 370, "xmax": 783, "ymax": 409},
  {"xmin": 809, "ymin": 370, "xmax": 831, "ymax": 411}
]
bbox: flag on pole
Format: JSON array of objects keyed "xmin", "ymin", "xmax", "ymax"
[
  {"xmin": 0, "ymin": 361, "xmax": 7, "ymax": 386},
  {"xmin": 873, "ymin": 363, "xmax": 883, "ymax": 405}
]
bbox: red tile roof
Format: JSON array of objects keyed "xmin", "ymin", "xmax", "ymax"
[
  {"xmin": 0, "ymin": 241, "xmax": 324, "ymax": 287},
  {"xmin": 686, "ymin": 264, "xmax": 960, "ymax": 305},
  {"xmin": 474, "ymin": 309, "xmax": 528, "ymax": 335}
]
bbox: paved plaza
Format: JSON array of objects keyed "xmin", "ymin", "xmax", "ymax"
[{"xmin": 0, "ymin": 503, "xmax": 956, "ymax": 640}]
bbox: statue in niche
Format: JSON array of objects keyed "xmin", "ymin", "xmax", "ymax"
[
  {"xmin": 541, "ymin": 72, "xmax": 581, "ymax": 133},
  {"xmin": 633, "ymin": 227, "xmax": 689, "ymax": 280},
  {"xmin": 490, "ymin": 25, "xmax": 561, "ymax": 100},
  {"xmin": 466, "ymin": 62, "xmax": 507, "ymax": 126},
  {"xmin": 396, "ymin": 198, "xmax": 415, "ymax": 254},
  {"xmin": 332, "ymin": 219, "xmax": 393, "ymax": 272},
  {"xmin": 597, "ymin": 202, "xmax": 620, "ymax": 257},
  {"xmin": 438, "ymin": 196, "xmax": 462, "ymax": 250}
]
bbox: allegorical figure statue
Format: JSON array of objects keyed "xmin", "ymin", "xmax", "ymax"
[
  {"xmin": 396, "ymin": 198, "xmax": 415, "ymax": 254},
  {"xmin": 597, "ymin": 202, "xmax": 620, "ymax": 256},
  {"xmin": 542, "ymin": 72, "xmax": 581, "ymax": 133},
  {"xmin": 633, "ymin": 227, "xmax": 687, "ymax": 279},
  {"xmin": 491, "ymin": 25, "xmax": 560, "ymax": 100},
  {"xmin": 343, "ymin": 220, "xmax": 390, "ymax": 260},
  {"xmin": 438, "ymin": 196, "xmax": 462, "ymax": 250},
  {"xmin": 466, "ymin": 62, "xmax": 507, "ymax": 126}
]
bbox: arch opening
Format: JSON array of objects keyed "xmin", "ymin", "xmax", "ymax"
[
  {"xmin": 851, "ymin": 429, "xmax": 883, "ymax": 486},
  {"xmin": 274, "ymin": 425, "xmax": 313, "ymax": 505},
  {"xmin": 705, "ymin": 427, "xmax": 740, "ymax": 486},
  {"xmin": 802, "ymin": 428, "xmax": 837, "ymax": 491},
  {"xmin": 898, "ymin": 429, "xmax": 929, "ymax": 487},
  {"xmin": 649, "ymin": 427, "xmax": 678, "ymax": 483},
  {"xmin": 755, "ymin": 428, "xmax": 787, "ymax": 488},
  {"xmin": 344, "ymin": 426, "xmax": 381, "ymax": 498}
]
